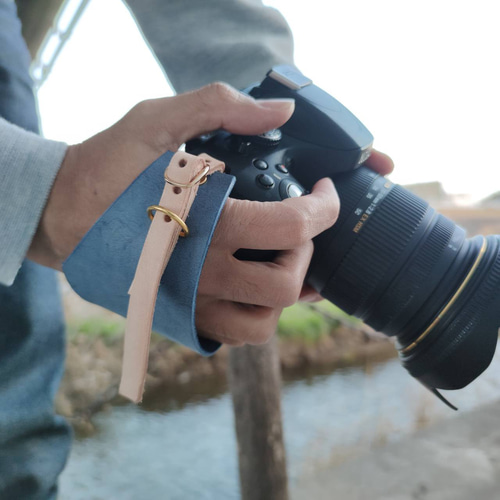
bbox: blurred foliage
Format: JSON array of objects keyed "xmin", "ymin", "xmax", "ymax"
[
  {"xmin": 277, "ymin": 301, "xmax": 360, "ymax": 342},
  {"xmin": 66, "ymin": 316, "xmax": 125, "ymax": 341},
  {"xmin": 66, "ymin": 301, "xmax": 360, "ymax": 344}
]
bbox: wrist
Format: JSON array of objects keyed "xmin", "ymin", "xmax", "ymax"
[{"xmin": 29, "ymin": 144, "xmax": 82, "ymax": 270}]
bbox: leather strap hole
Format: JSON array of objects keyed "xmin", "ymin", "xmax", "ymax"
[
  {"xmin": 178, "ymin": 158, "xmax": 187, "ymax": 168},
  {"xmin": 164, "ymin": 215, "xmax": 172, "ymax": 223},
  {"xmin": 173, "ymin": 186, "xmax": 182, "ymax": 194}
]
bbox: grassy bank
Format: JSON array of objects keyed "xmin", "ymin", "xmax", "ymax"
[
  {"xmin": 58, "ymin": 300, "xmax": 396, "ymax": 436},
  {"xmin": 65, "ymin": 301, "xmax": 366, "ymax": 344}
]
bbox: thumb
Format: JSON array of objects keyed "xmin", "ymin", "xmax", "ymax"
[{"xmin": 151, "ymin": 82, "xmax": 295, "ymax": 147}]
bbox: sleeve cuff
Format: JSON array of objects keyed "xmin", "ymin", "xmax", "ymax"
[
  {"xmin": 63, "ymin": 151, "xmax": 235, "ymax": 355},
  {"xmin": 0, "ymin": 118, "xmax": 67, "ymax": 286}
]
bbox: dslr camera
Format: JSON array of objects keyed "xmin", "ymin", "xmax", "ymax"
[{"xmin": 187, "ymin": 66, "xmax": 500, "ymax": 408}]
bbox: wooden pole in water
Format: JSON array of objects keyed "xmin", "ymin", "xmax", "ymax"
[{"xmin": 228, "ymin": 338, "xmax": 289, "ymax": 500}]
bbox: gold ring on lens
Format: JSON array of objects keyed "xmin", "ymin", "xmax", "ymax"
[
  {"xmin": 399, "ymin": 236, "xmax": 488, "ymax": 355},
  {"xmin": 147, "ymin": 205, "xmax": 189, "ymax": 237}
]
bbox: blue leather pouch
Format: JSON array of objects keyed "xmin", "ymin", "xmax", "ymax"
[{"xmin": 63, "ymin": 151, "xmax": 235, "ymax": 355}]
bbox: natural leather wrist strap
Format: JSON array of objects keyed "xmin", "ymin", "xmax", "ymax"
[{"xmin": 119, "ymin": 152, "xmax": 225, "ymax": 403}]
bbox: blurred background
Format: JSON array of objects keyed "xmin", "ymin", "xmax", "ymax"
[{"xmin": 22, "ymin": 0, "xmax": 500, "ymax": 498}]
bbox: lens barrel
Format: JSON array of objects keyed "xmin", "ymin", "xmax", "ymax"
[{"xmin": 308, "ymin": 166, "xmax": 500, "ymax": 391}]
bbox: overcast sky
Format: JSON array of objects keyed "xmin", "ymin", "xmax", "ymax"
[{"xmin": 37, "ymin": 0, "xmax": 500, "ymax": 202}]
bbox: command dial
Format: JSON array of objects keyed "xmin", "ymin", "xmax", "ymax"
[{"xmin": 245, "ymin": 128, "xmax": 282, "ymax": 147}]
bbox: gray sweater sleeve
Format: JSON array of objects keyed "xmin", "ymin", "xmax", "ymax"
[
  {"xmin": 124, "ymin": 0, "xmax": 295, "ymax": 93},
  {"xmin": 0, "ymin": 0, "xmax": 293, "ymax": 286},
  {"xmin": 0, "ymin": 118, "xmax": 67, "ymax": 285}
]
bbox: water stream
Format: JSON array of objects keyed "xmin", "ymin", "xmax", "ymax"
[{"xmin": 60, "ymin": 350, "xmax": 500, "ymax": 499}]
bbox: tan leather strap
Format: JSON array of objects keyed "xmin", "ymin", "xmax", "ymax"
[{"xmin": 119, "ymin": 152, "xmax": 225, "ymax": 403}]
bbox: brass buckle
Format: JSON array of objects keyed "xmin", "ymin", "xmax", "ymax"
[
  {"xmin": 164, "ymin": 165, "xmax": 209, "ymax": 189},
  {"xmin": 147, "ymin": 205, "xmax": 189, "ymax": 237}
]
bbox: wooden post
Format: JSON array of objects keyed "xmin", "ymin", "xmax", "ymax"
[{"xmin": 228, "ymin": 338, "xmax": 289, "ymax": 500}]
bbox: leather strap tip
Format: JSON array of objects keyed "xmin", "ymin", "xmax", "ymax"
[{"xmin": 119, "ymin": 383, "xmax": 143, "ymax": 404}]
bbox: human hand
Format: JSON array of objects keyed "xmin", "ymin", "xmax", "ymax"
[
  {"xmin": 28, "ymin": 83, "xmax": 296, "ymax": 269},
  {"xmin": 29, "ymin": 82, "xmax": 392, "ymax": 348},
  {"xmin": 201, "ymin": 141, "xmax": 397, "ymax": 340},
  {"xmin": 365, "ymin": 149, "xmax": 394, "ymax": 176},
  {"xmin": 196, "ymin": 177, "xmax": 340, "ymax": 345},
  {"xmin": 29, "ymin": 82, "xmax": 336, "ymax": 347},
  {"xmin": 198, "ymin": 147, "xmax": 395, "ymax": 343}
]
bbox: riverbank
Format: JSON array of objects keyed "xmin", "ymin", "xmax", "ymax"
[
  {"xmin": 292, "ymin": 399, "xmax": 500, "ymax": 500},
  {"xmin": 58, "ymin": 279, "xmax": 397, "ymax": 434},
  {"xmin": 56, "ymin": 320, "xmax": 395, "ymax": 435},
  {"xmin": 58, "ymin": 347, "xmax": 500, "ymax": 500}
]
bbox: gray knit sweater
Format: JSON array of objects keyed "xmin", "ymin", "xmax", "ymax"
[{"xmin": 0, "ymin": 0, "xmax": 294, "ymax": 286}]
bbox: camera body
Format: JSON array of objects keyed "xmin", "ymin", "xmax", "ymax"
[
  {"xmin": 188, "ymin": 66, "xmax": 500, "ymax": 406},
  {"xmin": 187, "ymin": 65, "xmax": 373, "ymax": 201}
]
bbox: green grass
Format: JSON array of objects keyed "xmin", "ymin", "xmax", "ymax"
[
  {"xmin": 66, "ymin": 316, "xmax": 125, "ymax": 340},
  {"xmin": 66, "ymin": 301, "xmax": 360, "ymax": 345},
  {"xmin": 277, "ymin": 301, "xmax": 360, "ymax": 342}
]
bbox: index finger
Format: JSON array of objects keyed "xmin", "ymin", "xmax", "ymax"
[
  {"xmin": 214, "ymin": 177, "xmax": 340, "ymax": 251},
  {"xmin": 365, "ymin": 149, "xmax": 394, "ymax": 176}
]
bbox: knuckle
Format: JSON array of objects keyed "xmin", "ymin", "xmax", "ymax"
[
  {"xmin": 304, "ymin": 239, "xmax": 315, "ymax": 260},
  {"xmin": 130, "ymin": 98, "xmax": 151, "ymax": 114},
  {"xmin": 127, "ymin": 98, "xmax": 180, "ymax": 152},
  {"xmin": 211, "ymin": 206, "xmax": 233, "ymax": 246},
  {"xmin": 245, "ymin": 324, "xmax": 275, "ymax": 345},
  {"xmin": 204, "ymin": 81, "xmax": 239, "ymax": 104},
  {"xmin": 124, "ymin": 99, "xmax": 149, "ymax": 124},
  {"xmin": 327, "ymin": 197, "xmax": 340, "ymax": 226},
  {"xmin": 236, "ymin": 306, "xmax": 279, "ymax": 345},
  {"xmin": 289, "ymin": 209, "xmax": 311, "ymax": 246},
  {"xmin": 213, "ymin": 329, "xmax": 245, "ymax": 347},
  {"xmin": 321, "ymin": 186, "xmax": 340, "ymax": 228},
  {"xmin": 219, "ymin": 334, "xmax": 245, "ymax": 347},
  {"xmin": 275, "ymin": 274, "xmax": 302, "ymax": 307},
  {"xmin": 231, "ymin": 339, "xmax": 246, "ymax": 347},
  {"xmin": 234, "ymin": 280, "xmax": 261, "ymax": 304}
]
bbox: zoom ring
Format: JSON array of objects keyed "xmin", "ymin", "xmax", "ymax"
[
  {"xmin": 333, "ymin": 169, "xmax": 379, "ymax": 230},
  {"xmin": 323, "ymin": 185, "xmax": 428, "ymax": 315},
  {"xmin": 365, "ymin": 213, "xmax": 455, "ymax": 334}
]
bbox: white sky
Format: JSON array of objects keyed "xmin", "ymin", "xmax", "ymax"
[{"xmin": 37, "ymin": 0, "xmax": 500, "ymax": 202}]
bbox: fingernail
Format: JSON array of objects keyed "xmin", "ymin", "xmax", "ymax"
[{"xmin": 256, "ymin": 98, "xmax": 295, "ymax": 110}]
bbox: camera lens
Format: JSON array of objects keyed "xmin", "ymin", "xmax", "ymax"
[{"xmin": 307, "ymin": 166, "xmax": 500, "ymax": 394}]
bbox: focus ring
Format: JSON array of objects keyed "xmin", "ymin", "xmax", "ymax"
[
  {"xmin": 310, "ymin": 167, "xmax": 381, "ymax": 292},
  {"xmin": 365, "ymin": 213, "xmax": 455, "ymax": 334},
  {"xmin": 315, "ymin": 167, "xmax": 378, "ymax": 247},
  {"xmin": 323, "ymin": 185, "xmax": 427, "ymax": 315}
]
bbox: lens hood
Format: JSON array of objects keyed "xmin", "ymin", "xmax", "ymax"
[{"xmin": 401, "ymin": 235, "xmax": 500, "ymax": 391}]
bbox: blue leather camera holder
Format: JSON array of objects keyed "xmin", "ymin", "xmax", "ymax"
[{"xmin": 62, "ymin": 151, "xmax": 235, "ymax": 355}]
